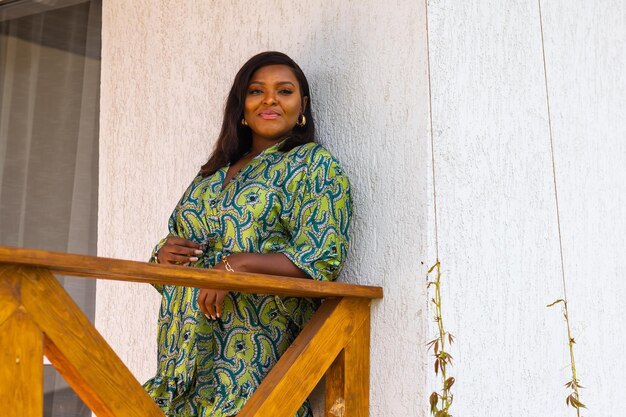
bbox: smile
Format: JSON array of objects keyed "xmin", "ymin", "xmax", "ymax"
[{"xmin": 258, "ymin": 110, "xmax": 280, "ymax": 120}]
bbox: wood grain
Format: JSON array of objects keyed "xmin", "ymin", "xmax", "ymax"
[
  {"xmin": 20, "ymin": 267, "xmax": 165, "ymax": 417},
  {"xmin": 238, "ymin": 297, "xmax": 371, "ymax": 417},
  {"xmin": 325, "ymin": 313, "xmax": 371, "ymax": 417},
  {"xmin": 0, "ymin": 246, "xmax": 383, "ymax": 299},
  {"xmin": 0, "ymin": 307, "xmax": 43, "ymax": 417},
  {"xmin": 0, "ymin": 266, "xmax": 20, "ymax": 327},
  {"xmin": 325, "ymin": 350, "xmax": 346, "ymax": 417},
  {"xmin": 344, "ymin": 312, "xmax": 370, "ymax": 416}
]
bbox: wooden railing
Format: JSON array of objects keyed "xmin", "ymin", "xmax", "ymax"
[{"xmin": 0, "ymin": 246, "xmax": 383, "ymax": 417}]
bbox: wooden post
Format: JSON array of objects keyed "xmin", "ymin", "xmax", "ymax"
[
  {"xmin": 0, "ymin": 266, "xmax": 43, "ymax": 417},
  {"xmin": 325, "ymin": 309, "xmax": 370, "ymax": 417}
]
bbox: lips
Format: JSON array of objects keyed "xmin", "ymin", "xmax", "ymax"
[{"xmin": 258, "ymin": 110, "xmax": 280, "ymax": 120}]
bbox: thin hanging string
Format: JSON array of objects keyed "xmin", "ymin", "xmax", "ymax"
[
  {"xmin": 538, "ymin": 5, "xmax": 584, "ymax": 412},
  {"xmin": 538, "ymin": 0, "xmax": 569, "ymax": 304},
  {"xmin": 425, "ymin": 0, "xmax": 439, "ymax": 262}
]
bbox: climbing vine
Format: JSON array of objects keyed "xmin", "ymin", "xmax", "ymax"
[
  {"xmin": 427, "ymin": 261, "xmax": 455, "ymax": 417},
  {"xmin": 547, "ymin": 299, "xmax": 586, "ymax": 415}
]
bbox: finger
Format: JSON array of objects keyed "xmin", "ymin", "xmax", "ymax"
[
  {"xmin": 197, "ymin": 289, "xmax": 209, "ymax": 317},
  {"xmin": 167, "ymin": 236, "xmax": 202, "ymax": 249},
  {"xmin": 171, "ymin": 244, "xmax": 204, "ymax": 256},
  {"xmin": 162, "ymin": 253, "xmax": 198, "ymax": 265},
  {"xmin": 204, "ymin": 291, "xmax": 217, "ymax": 320},
  {"xmin": 215, "ymin": 291, "xmax": 227, "ymax": 318},
  {"xmin": 162, "ymin": 242, "xmax": 202, "ymax": 257}
]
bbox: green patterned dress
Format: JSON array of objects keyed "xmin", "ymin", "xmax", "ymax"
[{"xmin": 144, "ymin": 141, "xmax": 352, "ymax": 417}]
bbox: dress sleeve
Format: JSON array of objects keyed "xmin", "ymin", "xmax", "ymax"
[
  {"xmin": 281, "ymin": 154, "xmax": 352, "ymax": 281},
  {"xmin": 148, "ymin": 175, "xmax": 197, "ymax": 294},
  {"xmin": 148, "ymin": 210, "xmax": 179, "ymax": 294}
]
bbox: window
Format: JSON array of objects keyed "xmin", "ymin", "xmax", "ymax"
[{"xmin": 0, "ymin": 1, "xmax": 101, "ymax": 415}]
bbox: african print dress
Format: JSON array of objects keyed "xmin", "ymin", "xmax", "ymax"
[{"xmin": 144, "ymin": 141, "xmax": 352, "ymax": 417}]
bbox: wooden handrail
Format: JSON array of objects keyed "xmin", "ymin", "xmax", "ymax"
[
  {"xmin": 0, "ymin": 246, "xmax": 383, "ymax": 299},
  {"xmin": 0, "ymin": 246, "xmax": 381, "ymax": 417}
]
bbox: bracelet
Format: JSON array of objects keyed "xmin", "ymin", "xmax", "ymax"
[{"xmin": 222, "ymin": 255, "xmax": 235, "ymax": 272}]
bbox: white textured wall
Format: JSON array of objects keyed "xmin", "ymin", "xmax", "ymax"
[
  {"xmin": 97, "ymin": 1, "xmax": 430, "ymax": 416},
  {"xmin": 427, "ymin": 1, "xmax": 625, "ymax": 416}
]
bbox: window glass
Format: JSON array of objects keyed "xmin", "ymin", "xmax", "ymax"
[{"xmin": 0, "ymin": 1, "xmax": 100, "ymax": 416}]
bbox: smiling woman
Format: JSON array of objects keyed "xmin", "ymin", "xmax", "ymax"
[
  {"xmin": 144, "ymin": 52, "xmax": 352, "ymax": 417},
  {"xmin": 243, "ymin": 64, "xmax": 308, "ymax": 145}
]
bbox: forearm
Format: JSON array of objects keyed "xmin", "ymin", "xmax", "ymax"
[{"xmin": 225, "ymin": 252, "xmax": 310, "ymax": 279}]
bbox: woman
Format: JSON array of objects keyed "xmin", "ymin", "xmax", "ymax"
[{"xmin": 144, "ymin": 51, "xmax": 352, "ymax": 417}]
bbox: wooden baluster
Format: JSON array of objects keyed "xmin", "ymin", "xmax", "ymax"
[
  {"xmin": 0, "ymin": 267, "xmax": 43, "ymax": 417},
  {"xmin": 325, "ymin": 308, "xmax": 370, "ymax": 417}
]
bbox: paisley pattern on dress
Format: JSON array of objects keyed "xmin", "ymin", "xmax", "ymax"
[{"xmin": 144, "ymin": 141, "xmax": 352, "ymax": 417}]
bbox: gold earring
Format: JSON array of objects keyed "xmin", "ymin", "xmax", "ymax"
[
  {"xmin": 241, "ymin": 117, "xmax": 248, "ymax": 126},
  {"xmin": 296, "ymin": 114, "xmax": 306, "ymax": 127}
]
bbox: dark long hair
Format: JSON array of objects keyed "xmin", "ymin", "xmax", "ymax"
[{"xmin": 200, "ymin": 51, "xmax": 316, "ymax": 177}]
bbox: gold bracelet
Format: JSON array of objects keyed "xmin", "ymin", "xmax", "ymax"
[{"xmin": 222, "ymin": 255, "xmax": 235, "ymax": 272}]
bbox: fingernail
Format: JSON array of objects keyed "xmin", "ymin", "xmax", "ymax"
[
  {"xmin": 194, "ymin": 249, "xmax": 203, "ymax": 255},
  {"xmin": 211, "ymin": 315, "xmax": 216, "ymax": 320},
  {"xmin": 189, "ymin": 257, "xmax": 198, "ymax": 262},
  {"xmin": 205, "ymin": 314, "xmax": 211, "ymax": 320},
  {"xmin": 216, "ymin": 313, "xmax": 221, "ymax": 318}
]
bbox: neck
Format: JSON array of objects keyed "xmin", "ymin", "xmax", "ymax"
[{"xmin": 250, "ymin": 136, "xmax": 283, "ymax": 155}]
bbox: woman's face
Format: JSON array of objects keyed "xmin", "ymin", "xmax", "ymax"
[{"xmin": 243, "ymin": 64, "xmax": 306, "ymax": 144}]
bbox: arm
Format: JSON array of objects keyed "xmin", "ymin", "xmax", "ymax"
[
  {"xmin": 198, "ymin": 252, "xmax": 309, "ymax": 320},
  {"xmin": 151, "ymin": 175, "xmax": 209, "ymax": 292},
  {"xmin": 223, "ymin": 252, "xmax": 310, "ymax": 278}
]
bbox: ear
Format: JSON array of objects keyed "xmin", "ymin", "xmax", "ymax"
[{"xmin": 301, "ymin": 96, "xmax": 309, "ymax": 114}]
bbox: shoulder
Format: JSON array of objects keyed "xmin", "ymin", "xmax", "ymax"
[{"xmin": 285, "ymin": 143, "xmax": 348, "ymax": 177}]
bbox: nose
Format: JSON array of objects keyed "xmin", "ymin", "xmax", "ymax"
[{"xmin": 262, "ymin": 93, "xmax": 277, "ymax": 106}]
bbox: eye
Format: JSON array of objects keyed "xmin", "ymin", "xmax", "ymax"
[
  {"xmin": 279, "ymin": 89, "xmax": 294, "ymax": 95},
  {"xmin": 247, "ymin": 89, "xmax": 262, "ymax": 95}
]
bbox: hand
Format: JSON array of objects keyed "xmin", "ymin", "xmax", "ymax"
[
  {"xmin": 156, "ymin": 236, "xmax": 203, "ymax": 265},
  {"xmin": 196, "ymin": 256, "xmax": 242, "ymax": 320},
  {"xmin": 197, "ymin": 288, "xmax": 228, "ymax": 320}
]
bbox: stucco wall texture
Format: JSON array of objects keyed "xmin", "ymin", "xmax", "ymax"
[
  {"xmin": 97, "ymin": 1, "xmax": 625, "ymax": 416},
  {"xmin": 426, "ymin": 1, "xmax": 625, "ymax": 416}
]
